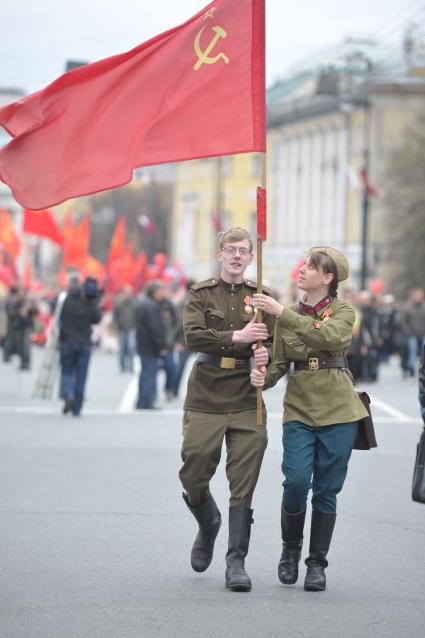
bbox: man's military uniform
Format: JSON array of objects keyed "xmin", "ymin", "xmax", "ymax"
[{"xmin": 179, "ymin": 276, "xmax": 274, "ymax": 591}]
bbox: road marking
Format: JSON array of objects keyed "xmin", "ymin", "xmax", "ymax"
[
  {"xmin": 367, "ymin": 393, "xmax": 412, "ymax": 422},
  {"xmin": 118, "ymin": 372, "xmax": 139, "ymax": 413}
]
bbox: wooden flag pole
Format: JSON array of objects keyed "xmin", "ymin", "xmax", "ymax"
[{"xmin": 256, "ymin": 152, "xmax": 267, "ymax": 426}]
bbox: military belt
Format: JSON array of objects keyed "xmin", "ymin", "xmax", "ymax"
[
  {"xmin": 196, "ymin": 353, "xmax": 253, "ymax": 370},
  {"xmin": 294, "ymin": 355, "xmax": 347, "ymax": 372}
]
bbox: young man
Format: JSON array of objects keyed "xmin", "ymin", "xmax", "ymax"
[{"xmin": 179, "ymin": 227, "xmax": 274, "ymax": 592}]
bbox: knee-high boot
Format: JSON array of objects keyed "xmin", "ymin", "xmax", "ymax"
[
  {"xmin": 277, "ymin": 507, "xmax": 306, "ymax": 585},
  {"xmin": 225, "ymin": 505, "xmax": 253, "ymax": 592},
  {"xmin": 182, "ymin": 493, "xmax": 222, "ymax": 572},
  {"xmin": 304, "ymin": 510, "xmax": 336, "ymax": 592}
]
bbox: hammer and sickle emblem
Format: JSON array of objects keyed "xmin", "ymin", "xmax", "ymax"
[{"xmin": 193, "ymin": 25, "xmax": 230, "ymax": 71}]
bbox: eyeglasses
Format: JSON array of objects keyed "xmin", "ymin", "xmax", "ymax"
[{"xmin": 221, "ymin": 246, "xmax": 251, "ymax": 256}]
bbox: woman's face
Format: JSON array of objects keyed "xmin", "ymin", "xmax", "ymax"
[{"xmin": 298, "ymin": 257, "xmax": 333, "ymax": 293}]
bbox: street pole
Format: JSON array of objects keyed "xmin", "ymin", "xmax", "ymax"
[{"xmin": 360, "ymin": 104, "xmax": 370, "ymax": 290}]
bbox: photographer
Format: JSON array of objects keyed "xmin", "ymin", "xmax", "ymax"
[{"xmin": 59, "ymin": 275, "xmax": 102, "ymax": 416}]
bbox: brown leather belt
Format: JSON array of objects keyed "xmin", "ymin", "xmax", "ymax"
[
  {"xmin": 294, "ymin": 355, "xmax": 347, "ymax": 371},
  {"xmin": 196, "ymin": 353, "xmax": 253, "ymax": 370}
]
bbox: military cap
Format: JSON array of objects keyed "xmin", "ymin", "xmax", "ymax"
[{"xmin": 308, "ymin": 246, "xmax": 349, "ymax": 282}]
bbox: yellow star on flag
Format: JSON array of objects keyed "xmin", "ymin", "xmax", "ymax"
[{"xmin": 203, "ymin": 7, "xmax": 217, "ymax": 19}]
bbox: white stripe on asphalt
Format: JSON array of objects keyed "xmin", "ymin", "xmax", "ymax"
[
  {"xmin": 118, "ymin": 358, "xmax": 140, "ymax": 413},
  {"xmin": 367, "ymin": 393, "xmax": 412, "ymax": 422}
]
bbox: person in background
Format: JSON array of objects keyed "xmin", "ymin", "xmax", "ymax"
[
  {"xmin": 135, "ymin": 280, "xmax": 167, "ymax": 410},
  {"xmin": 401, "ymin": 288, "xmax": 425, "ymax": 378},
  {"xmin": 379, "ymin": 294, "xmax": 396, "ymax": 363},
  {"xmin": 159, "ymin": 286, "xmax": 178, "ymax": 401},
  {"xmin": 3, "ymin": 285, "xmax": 36, "ymax": 370},
  {"xmin": 59, "ymin": 275, "xmax": 102, "ymax": 416},
  {"xmin": 172, "ymin": 278, "xmax": 196, "ymax": 398},
  {"xmin": 113, "ymin": 284, "xmax": 137, "ymax": 373},
  {"xmin": 357, "ymin": 290, "xmax": 382, "ymax": 383},
  {"xmin": 0, "ymin": 284, "xmax": 7, "ymax": 348},
  {"xmin": 419, "ymin": 343, "xmax": 425, "ymax": 423},
  {"xmin": 251, "ymin": 246, "xmax": 368, "ymax": 592}
]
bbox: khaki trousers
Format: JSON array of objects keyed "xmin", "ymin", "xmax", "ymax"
[{"xmin": 179, "ymin": 409, "xmax": 268, "ymax": 508}]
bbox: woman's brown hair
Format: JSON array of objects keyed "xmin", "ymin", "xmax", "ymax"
[{"xmin": 308, "ymin": 251, "xmax": 339, "ymax": 297}]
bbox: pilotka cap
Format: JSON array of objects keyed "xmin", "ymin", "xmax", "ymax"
[{"xmin": 308, "ymin": 246, "xmax": 350, "ymax": 282}]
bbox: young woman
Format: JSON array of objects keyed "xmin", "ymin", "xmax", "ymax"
[{"xmin": 251, "ymin": 246, "xmax": 367, "ymax": 592}]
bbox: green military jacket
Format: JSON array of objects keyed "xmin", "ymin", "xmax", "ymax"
[
  {"xmin": 265, "ymin": 296, "xmax": 368, "ymax": 426},
  {"xmin": 183, "ymin": 277, "xmax": 275, "ymax": 413}
]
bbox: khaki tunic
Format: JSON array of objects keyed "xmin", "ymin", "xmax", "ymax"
[
  {"xmin": 183, "ymin": 277, "xmax": 274, "ymax": 413},
  {"xmin": 265, "ymin": 297, "xmax": 368, "ymax": 426}
]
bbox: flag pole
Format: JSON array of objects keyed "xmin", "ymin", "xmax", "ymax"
[{"xmin": 256, "ymin": 152, "xmax": 267, "ymax": 426}]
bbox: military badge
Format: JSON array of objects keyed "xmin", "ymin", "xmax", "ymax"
[
  {"xmin": 244, "ymin": 295, "xmax": 254, "ymax": 314},
  {"xmin": 322, "ymin": 307, "xmax": 333, "ymax": 322}
]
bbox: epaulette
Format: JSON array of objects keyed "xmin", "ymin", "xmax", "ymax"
[
  {"xmin": 191, "ymin": 277, "xmax": 220, "ymax": 291},
  {"xmin": 244, "ymin": 280, "xmax": 272, "ymax": 295}
]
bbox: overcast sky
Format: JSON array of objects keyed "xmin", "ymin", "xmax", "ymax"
[{"xmin": 0, "ymin": 0, "xmax": 422, "ymax": 95}]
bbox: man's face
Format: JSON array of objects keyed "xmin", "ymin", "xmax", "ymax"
[{"xmin": 217, "ymin": 239, "xmax": 253, "ymax": 282}]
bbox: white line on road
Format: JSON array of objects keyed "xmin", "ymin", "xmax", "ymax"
[
  {"xmin": 367, "ymin": 393, "xmax": 413, "ymax": 422},
  {"xmin": 118, "ymin": 358, "xmax": 140, "ymax": 413}
]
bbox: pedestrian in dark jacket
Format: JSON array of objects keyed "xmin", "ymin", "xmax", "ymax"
[
  {"xmin": 135, "ymin": 280, "xmax": 167, "ymax": 409},
  {"xmin": 113, "ymin": 284, "xmax": 137, "ymax": 373},
  {"xmin": 419, "ymin": 343, "xmax": 425, "ymax": 424},
  {"xmin": 59, "ymin": 275, "xmax": 102, "ymax": 416}
]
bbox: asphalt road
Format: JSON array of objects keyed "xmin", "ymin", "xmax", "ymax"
[{"xmin": 0, "ymin": 347, "xmax": 424, "ymax": 638}]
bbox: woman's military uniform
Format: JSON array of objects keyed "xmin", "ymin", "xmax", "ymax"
[{"xmin": 264, "ymin": 246, "xmax": 368, "ymax": 592}]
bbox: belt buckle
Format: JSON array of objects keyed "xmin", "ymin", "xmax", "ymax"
[
  {"xmin": 308, "ymin": 357, "xmax": 319, "ymax": 371},
  {"xmin": 220, "ymin": 357, "xmax": 236, "ymax": 369}
]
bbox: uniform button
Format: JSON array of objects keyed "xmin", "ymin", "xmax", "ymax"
[
  {"xmin": 231, "ymin": 307, "xmax": 234, "ymax": 310},
  {"xmin": 230, "ymin": 323, "xmax": 233, "ymax": 327}
]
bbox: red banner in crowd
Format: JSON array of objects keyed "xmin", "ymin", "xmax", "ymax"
[{"xmin": 23, "ymin": 208, "xmax": 64, "ymax": 245}]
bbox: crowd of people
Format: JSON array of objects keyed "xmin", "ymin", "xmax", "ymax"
[{"xmin": 0, "ymin": 270, "xmax": 423, "ymax": 415}]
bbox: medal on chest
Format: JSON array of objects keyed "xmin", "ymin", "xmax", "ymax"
[{"xmin": 243, "ymin": 295, "xmax": 255, "ymax": 314}]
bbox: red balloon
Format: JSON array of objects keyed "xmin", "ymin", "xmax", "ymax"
[{"xmin": 370, "ymin": 279, "xmax": 384, "ymax": 295}]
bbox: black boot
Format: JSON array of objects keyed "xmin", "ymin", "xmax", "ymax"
[
  {"xmin": 278, "ymin": 507, "xmax": 306, "ymax": 585},
  {"xmin": 304, "ymin": 510, "xmax": 336, "ymax": 592},
  {"xmin": 182, "ymin": 493, "xmax": 221, "ymax": 572},
  {"xmin": 225, "ymin": 505, "xmax": 253, "ymax": 592}
]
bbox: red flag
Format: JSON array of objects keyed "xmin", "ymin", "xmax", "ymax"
[
  {"xmin": 63, "ymin": 216, "xmax": 90, "ymax": 267},
  {"xmin": 79, "ymin": 255, "xmax": 106, "ymax": 283},
  {"xmin": 359, "ymin": 167, "xmax": 379, "ymax": 198},
  {"xmin": 122, "ymin": 241, "xmax": 136, "ymax": 286},
  {"xmin": 137, "ymin": 214, "xmax": 155, "ymax": 236},
  {"xmin": 22, "ymin": 256, "xmax": 33, "ymax": 289},
  {"xmin": 23, "ymin": 208, "xmax": 64, "ymax": 245},
  {"xmin": 0, "ymin": 209, "xmax": 21, "ymax": 258},
  {"xmin": 107, "ymin": 217, "xmax": 126, "ymax": 266},
  {"xmin": 0, "ymin": 0, "xmax": 265, "ymax": 210}
]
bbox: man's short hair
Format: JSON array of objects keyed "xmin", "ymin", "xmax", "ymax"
[
  {"xmin": 146, "ymin": 280, "xmax": 164, "ymax": 298},
  {"xmin": 217, "ymin": 227, "xmax": 253, "ymax": 252},
  {"xmin": 67, "ymin": 271, "xmax": 81, "ymax": 288}
]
